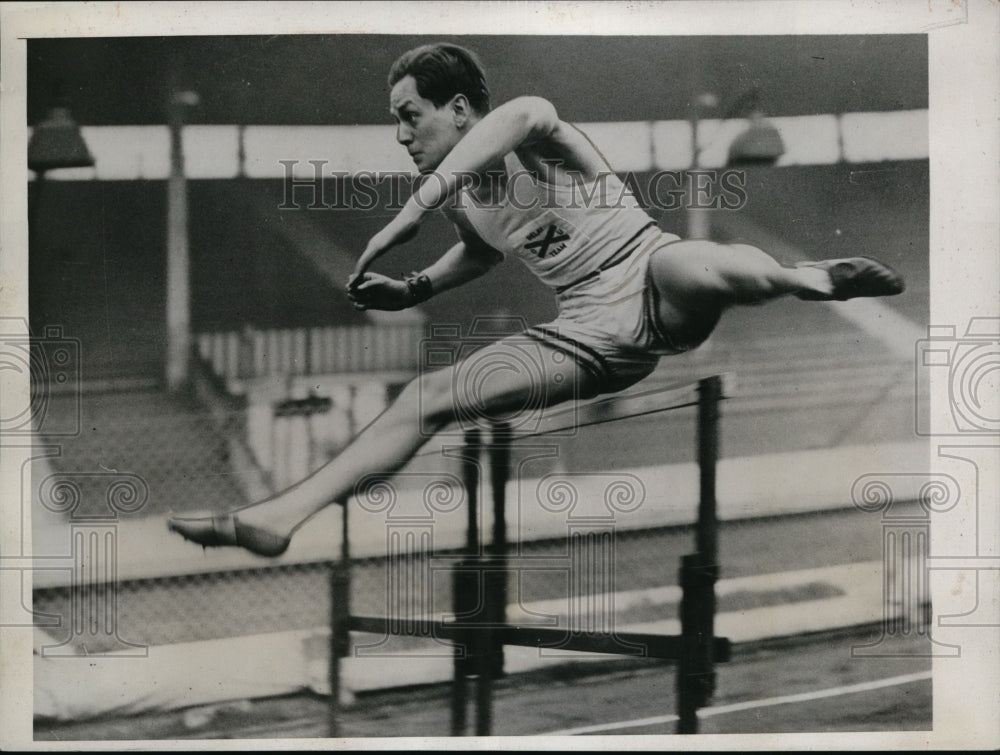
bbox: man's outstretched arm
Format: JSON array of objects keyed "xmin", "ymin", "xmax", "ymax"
[{"xmin": 348, "ymin": 231, "xmax": 503, "ymax": 312}]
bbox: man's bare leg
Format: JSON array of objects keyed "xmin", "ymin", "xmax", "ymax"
[
  {"xmin": 169, "ymin": 337, "xmax": 597, "ymax": 552},
  {"xmin": 646, "ymin": 240, "xmax": 904, "ymax": 347}
]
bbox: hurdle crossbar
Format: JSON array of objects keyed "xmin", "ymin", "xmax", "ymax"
[
  {"xmin": 328, "ymin": 373, "xmax": 733, "ymax": 736},
  {"xmin": 346, "ymin": 614, "xmax": 731, "ymax": 660}
]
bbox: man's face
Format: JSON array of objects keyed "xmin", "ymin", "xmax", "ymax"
[{"xmin": 389, "ymin": 75, "xmax": 463, "ymax": 173}]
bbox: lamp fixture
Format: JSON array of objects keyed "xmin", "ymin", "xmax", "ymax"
[{"xmin": 28, "ymin": 106, "xmax": 94, "ymax": 173}]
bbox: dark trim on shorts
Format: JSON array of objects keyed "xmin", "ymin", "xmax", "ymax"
[
  {"xmin": 553, "ymin": 221, "xmax": 659, "ymax": 295},
  {"xmin": 524, "ymin": 325, "xmax": 611, "ymax": 391},
  {"xmin": 643, "ymin": 274, "xmax": 688, "ymax": 355}
]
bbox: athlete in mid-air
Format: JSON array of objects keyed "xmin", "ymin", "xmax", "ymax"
[{"xmin": 169, "ymin": 43, "xmax": 903, "ymax": 556}]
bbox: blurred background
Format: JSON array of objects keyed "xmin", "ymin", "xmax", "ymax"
[{"xmin": 26, "ymin": 34, "xmax": 933, "ymax": 737}]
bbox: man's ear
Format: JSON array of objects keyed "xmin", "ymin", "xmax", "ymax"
[{"xmin": 450, "ymin": 94, "xmax": 472, "ymax": 129}]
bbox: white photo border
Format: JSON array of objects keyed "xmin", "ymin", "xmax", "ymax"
[{"xmin": 1, "ymin": 1, "xmax": 997, "ymax": 750}]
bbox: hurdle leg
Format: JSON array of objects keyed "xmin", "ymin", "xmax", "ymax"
[
  {"xmin": 451, "ymin": 429, "xmax": 482, "ymax": 735},
  {"xmin": 328, "ymin": 497, "xmax": 350, "ymax": 737},
  {"xmin": 677, "ymin": 375, "xmax": 722, "ymax": 734},
  {"xmin": 487, "ymin": 421, "xmax": 511, "ymax": 680},
  {"xmin": 451, "ymin": 564, "xmax": 471, "ymax": 735},
  {"xmin": 473, "ymin": 619, "xmax": 494, "ymax": 735},
  {"xmin": 469, "ymin": 421, "xmax": 517, "ymax": 734}
]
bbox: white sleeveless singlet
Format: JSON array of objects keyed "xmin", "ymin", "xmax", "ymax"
[
  {"xmin": 453, "ymin": 156, "xmax": 658, "ymax": 293},
  {"xmin": 450, "ymin": 155, "xmax": 690, "ymax": 395}
]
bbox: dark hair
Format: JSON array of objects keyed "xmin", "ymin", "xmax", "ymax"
[{"xmin": 388, "ymin": 43, "xmax": 491, "ymax": 114}]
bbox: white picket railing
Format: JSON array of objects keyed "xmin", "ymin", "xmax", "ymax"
[
  {"xmin": 196, "ymin": 323, "xmax": 427, "ymax": 382},
  {"xmin": 196, "ymin": 325, "xmax": 425, "ymax": 491}
]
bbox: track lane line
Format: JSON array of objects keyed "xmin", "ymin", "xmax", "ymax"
[{"xmin": 542, "ymin": 670, "xmax": 932, "ymax": 736}]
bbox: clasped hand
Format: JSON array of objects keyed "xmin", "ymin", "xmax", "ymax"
[{"xmin": 346, "ymin": 272, "xmax": 413, "ymax": 311}]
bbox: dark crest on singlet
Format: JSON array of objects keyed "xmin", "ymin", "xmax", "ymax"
[{"xmin": 524, "ymin": 223, "xmax": 572, "ymax": 259}]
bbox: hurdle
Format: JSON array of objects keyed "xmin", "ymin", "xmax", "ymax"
[{"xmin": 327, "ymin": 373, "xmax": 733, "ymax": 736}]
